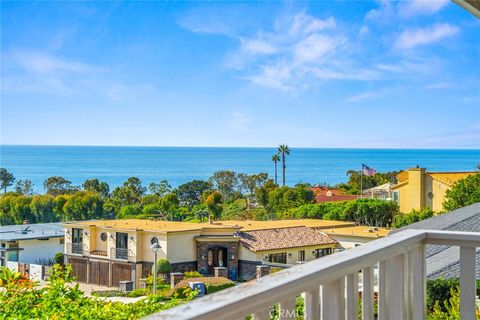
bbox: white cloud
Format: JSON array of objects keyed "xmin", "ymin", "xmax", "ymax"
[
  {"xmin": 11, "ymin": 50, "xmax": 102, "ymax": 74},
  {"xmin": 240, "ymin": 38, "xmax": 278, "ymax": 56},
  {"xmin": 366, "ymin": 0, "xmax": 450, "ymax": 21},
  {"xmin": 231, "ymin": 112, "xmax": 253, "ymax": 130},
  {"xmin": 359, "ymin": 26, "xmax": 369, "ymax": 36},
  {"xmin": 221, "ymin": 12, "xmax": 385, "ymax": 90},
  {"xmin": 293, "ymin": 34, "xmax": 341, "ymax": 63},
  {"xmin": 289, "ymin": 14, "xmax": 336, "ymax": 35},
  {"xmin": 399, "ymin": 0, "xmax": 450, "ymax": 17},
  {"xmin": 394, "ymin": 23, "xmax": 459, "ymax": 49}
]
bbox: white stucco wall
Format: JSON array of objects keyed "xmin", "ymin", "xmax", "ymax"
[
  {"xmin": 19, "ymin": 237, "xmax": 64, "ymax": 264},
  {"xmin": 330, "ymin": 236, "xmax": 371, "ymax": 249}
]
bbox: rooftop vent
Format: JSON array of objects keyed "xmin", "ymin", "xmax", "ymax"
[{"xmin": 20, "ymin": 226, "xmax": 31, "ymax": 234}]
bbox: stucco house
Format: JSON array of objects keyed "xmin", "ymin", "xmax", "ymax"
[
  {"xmin": 320, "ymin": 225, "xmax": 391, "ymax": 249},
  {"xmin": 0, "ymin": 223, "xmax": 64, "ymax": 267},
  {"xmin": 391, "ymin": 168, "xmax": 477, "ymax": 213},
  {"xmin": 63, "ymin": 219, "xmax": 355, "ymax": 287}
]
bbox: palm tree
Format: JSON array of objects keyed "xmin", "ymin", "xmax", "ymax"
[
  {"xmin": 277, "ymin": 145, "xmax": 290, "ymax": 186},
  {"xmin": 271, "ymin": 155, "xmax": 280, "ymax": 185}
]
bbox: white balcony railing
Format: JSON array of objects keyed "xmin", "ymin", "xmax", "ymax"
[{"xmin": 147, "ymin": 229, "xmax": 479, "ymax": 320}]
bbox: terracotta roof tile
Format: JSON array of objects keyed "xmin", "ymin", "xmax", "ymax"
[{"xmin": 239, "ymin": 226, "xmax": 337, "ymax": 252}]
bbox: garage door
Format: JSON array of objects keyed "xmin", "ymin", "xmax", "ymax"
[
  {"xmin": 68, "ymin": 257, "xmax": 88, "ymax": 283},
  {"xmin": 89, "ymin": 261, "xmax": 109, "ymax": 286},
  {"xmin": 111, "ymin": 262, "xmax": 132, "ymax": 287}
]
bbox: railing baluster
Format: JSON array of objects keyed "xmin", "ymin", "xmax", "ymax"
[
  {"xmin": 387, "ymin": 254, "xmax": 405, "ymax": 319},
  {"xmin": 362, "ymin": 266, "xmax": 374, "ymax": 320},
  {"xmin": 459, "ymin": 246, "xmax": 476, "ymax": 320},
  {"xmin": 408, "ymin": 245, "xmax": 426, "ymax": 320},
  {"xmin": 252, "ymin": 307, "xmax": 271, "ymax": 320},
  {"xmin": 346, "ymin": 272, "xmax": 359, "ymax": 320},
  {"xmin": 279, "ymin": 298, "xmax": 296, "ymax": 320},
  {"xmin": 378, "ymin": 260, "xmax": 388, "ymax": 320},
  {"xmin": 322, "ymin": 277, "xmax": 345, "ymax": 319},
  {"xmin": 304, "ymin": 286, "xmax": 320, "ymax": 320}
]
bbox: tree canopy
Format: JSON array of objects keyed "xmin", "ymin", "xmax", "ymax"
[{"xmin": 443, "ymin": 173, "xmax": 480, "ymax": 211}]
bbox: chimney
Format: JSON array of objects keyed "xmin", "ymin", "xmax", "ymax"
[{"xmin": 408, "ymin": 167, "xmax": 426, "ymax": 210}]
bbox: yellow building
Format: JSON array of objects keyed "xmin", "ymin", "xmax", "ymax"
[
  {"xmin": 64, "ymin": 219, "xmax": 350, "ymax": 287},
  {"xmin": 391, "ymin": 168, "xmax": 476, "ymax": 213}
]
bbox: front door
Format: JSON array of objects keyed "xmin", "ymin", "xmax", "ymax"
[{"xmin": 207, "ymin": 246, "xmax": 227, "ymax": 275}]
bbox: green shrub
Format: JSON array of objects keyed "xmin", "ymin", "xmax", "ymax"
[
  {"xmin": 184, "ymin": 271, "xmax": 203, "ymax": 278},
  {"xmin": 426, "ymin": 277, "xmax": 480, "ymax": 313},
  {"xmin": 53, "ymin": 252, "xmax": 64, "ymax": 266},
  {"xmin": 171, "ymin": 277, "xmax": 234, "ymax": 297},
  {"xmin": 91, "ymin": 290, "xmax": 125, "ymax": 297},
  {"xmin": 127, "ymin": 288, "xmax": 149, "ymax": 298},
  {"xmin": 152, "ymin": 259, "xmax": 171, "ymax": 275},
  {"xmin": 0, "ymin": 265, "xmax": 188, "ymax": 319},
  {"xmin": 393, "ymin": 208, "xmax": 435, "ymax": 228}
]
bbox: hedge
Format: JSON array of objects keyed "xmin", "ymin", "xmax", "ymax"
[{"xmin": 171, "ymin": 277, "xmax": 235, "ymax": 297}]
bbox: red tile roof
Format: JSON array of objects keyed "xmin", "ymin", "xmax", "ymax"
[
  {"xmin": 239, "ymin": 226, "xmax": 337, "ymax": 252},
  {"xmin": 310, "ymin": 187, "xmax": 359, "ymax": 203}
]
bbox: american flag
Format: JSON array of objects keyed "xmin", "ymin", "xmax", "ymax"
[{"xmin": 362, "ymin": 164, "xmax": 376, "ymax": 176}]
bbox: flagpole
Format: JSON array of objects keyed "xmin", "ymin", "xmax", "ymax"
[{"xmin": 360, "ymin": 164, "xmax": 363, "ymax": 198}]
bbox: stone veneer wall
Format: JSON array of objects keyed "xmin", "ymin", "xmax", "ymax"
[
  {"xmin": 140, "ymin": 261, "xmax": 196, "ymax": 278},
  {"xmin": 196, "ymin": 241, "xmax": 239, "ymax": 279},
  {"xmin": 171, "ymin": 261, "xmax": 197, "ymax": 273},
  {"xmin": 238, "ymin": 260, "xmax": 263, "ymax": 281}
]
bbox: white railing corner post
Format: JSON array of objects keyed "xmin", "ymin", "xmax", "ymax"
[
  {"xmin": 346, "ymin": 272, "xmax": 359, "ymax": 320},
  {"xmin": 304, "ymin": 286, "xmax": 320, "ymax": 320},
  {"xmin": 459, "ymin": 246, "xmax": 476, "ymax": 320},
  {"xmin": 362, "ymin": 266, "xmax": 374, "ymax": 320}
]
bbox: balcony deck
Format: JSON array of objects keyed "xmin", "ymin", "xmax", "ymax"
[{"xmin": 147, "ymin": 229, "xmax": 479, "ymax": 320}]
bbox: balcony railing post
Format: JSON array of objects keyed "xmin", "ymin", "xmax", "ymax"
[
  {"xmin": 279, "ymin": 297, "xmax": 296, "ymax": 320},
  {"xmin": 362, "ymin": 266, "xmax": 374, "ymax": 320},
  {"xmin": 459, "ymin": 246, "xmax": 476, "ymax": 320},
  {"xmin": 408, "ymin": 245, "xmax": 426, "ymax": 320},
  {"xmin": 387, "ymin": 253, "xmax": 405, "ymax": 319},
  {"xmin": 252, "ymin": 308, "xmax": 270, "ymax": 320},
  {"xmin": 304, "ymin": 286, "xmax": 320, "ymax": 320},
  {"xmin": 378, "ymin": 260, "xmax": 388, "ymax": 320},
  {"xmin": 321, "ymin": 277, "xmax": 345, "ymax": 319},
  {"xmin": 346, "ymin": 272, "xmax": 359, "ymax": 320}
]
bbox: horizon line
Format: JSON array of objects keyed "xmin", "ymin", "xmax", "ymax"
[{"xmin": 1, "ymin": 144, "xmax": 479, "ymax": 151}]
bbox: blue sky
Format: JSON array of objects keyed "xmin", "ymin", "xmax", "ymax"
[{"xmin": 1, "ymin": 1, "xmax": 479, "ymax": 148}]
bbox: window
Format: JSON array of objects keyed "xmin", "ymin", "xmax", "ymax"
[
  {"xmin": 298, "ymin": 250, "xmax": 305, "ymax": 262},
  {"xmin": 72, "ymin": 228, "xmax": 83, "ymax": 244},
  {"xmin": 268, "ymin": 253, "xmax": 287, "ymax": 264},
  {"xmin": 8, "ymin": 250, "xmax": 19, "ymax": 262},
  {"xmin": 116, "ymin": 233, "xmax": 128, "ymax": 249},
  {"xmin": 100, "ymin": 232, "xmax": 107, "ymax": 242},
  {"xmin": 314, "ymin": 248, "xmax": 332, "ymax": 259},
  {"xmin": 393, "ymin": 191, "xmax": 399, "ymax": 203}
]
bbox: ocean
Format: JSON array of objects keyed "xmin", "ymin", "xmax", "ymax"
[{"xmin": 0, "ymin": 145, "xmax": 479, "ymax": 193}]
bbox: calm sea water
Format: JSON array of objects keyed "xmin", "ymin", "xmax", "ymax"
[{"xmin": 0, "ymin": 145, "xmax": 479, "ymax": 193}]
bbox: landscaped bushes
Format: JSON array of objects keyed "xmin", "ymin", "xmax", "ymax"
[
  {"xmin": 426, "ymin": 277, "xmax": 480, "ymax": 312},
  {"xmin": 171, "ymin": 277, "xmax": 235, "ymax": 297},
  {"xmin": 0, "ymin": 265, "xmax": 191, "ymax": 319},
  {"xmin": 285, "ymin": 199, "xmax": 399, "ymax": 227}
]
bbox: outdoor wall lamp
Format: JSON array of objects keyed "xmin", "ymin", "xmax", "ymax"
[
  {"xmin": 201, "ymin": 254, "xmax": 206, "ymax": 260},
  {"xmin": 230, "ymin": 254, "xmax": 235, "ymax": 260},
  {"xmin": 288, "ymin": 253, "xmax": 292, "ymax": 257}
]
